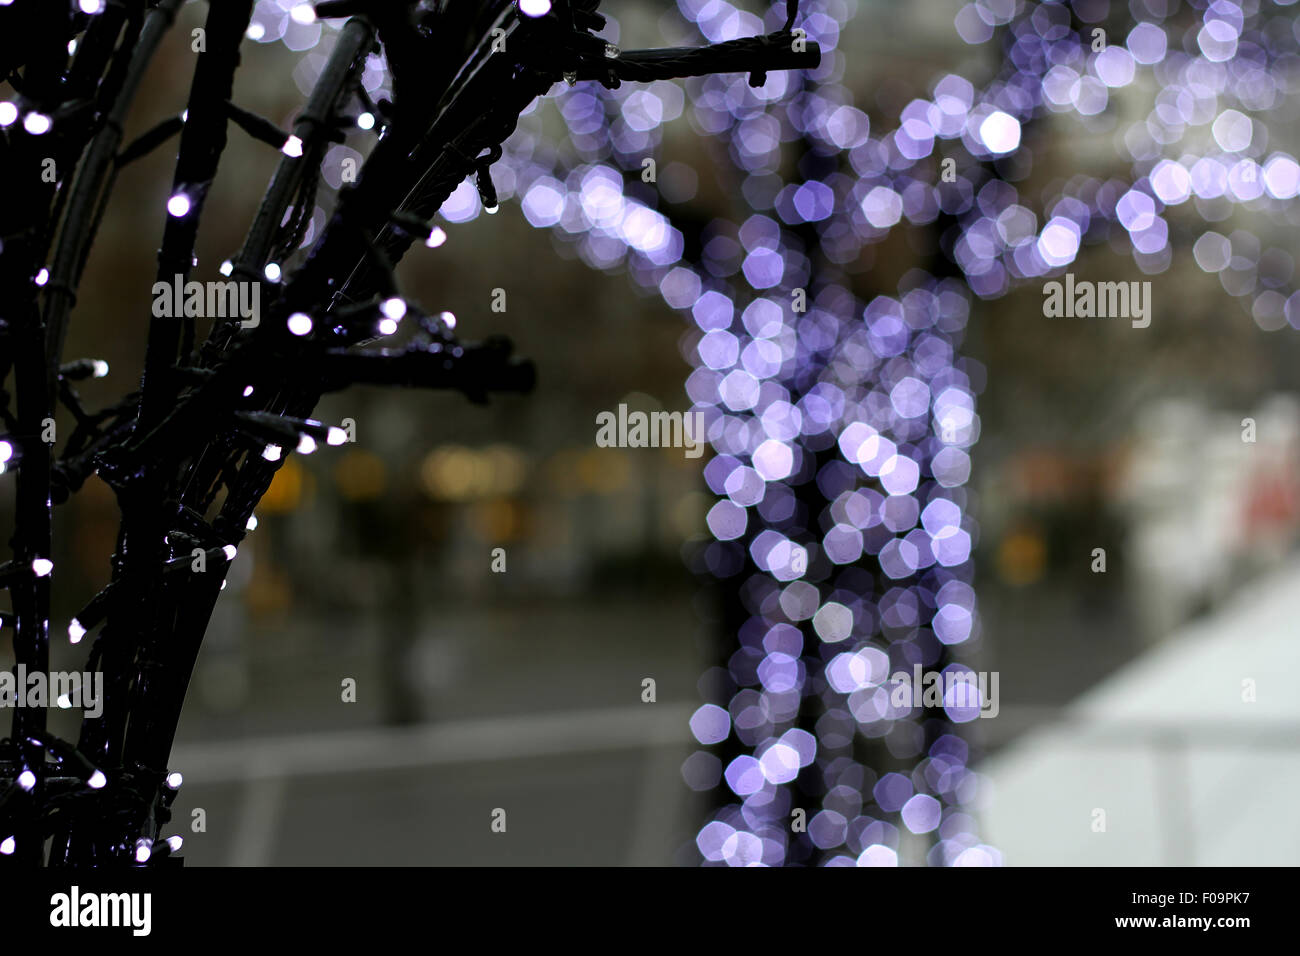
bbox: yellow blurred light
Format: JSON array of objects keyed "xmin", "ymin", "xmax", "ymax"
[
  {"xmin": 997, "ymin": 529, "xmax": 1046, "ymax": 586},
  {"xmin": 334, "ymin": 449, "xmax": 387, "ymax": 501},
  {"xmin": 259, "ymin": 457, "xmax": 305, "ymax": 513},
  {"xmin": 579, "ymin": 447, "xmax": 629, "ymax": 494}
]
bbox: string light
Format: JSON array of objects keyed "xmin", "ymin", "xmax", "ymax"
[
  {"xmin": 87, "ymin": 771, "xmax": 107, "ymax": 790},
  {"xmin": 22, "ymin": 112, "xmax": 51, "ymax": 135},
  {"xmin": 0, "ymin": 838, "xmax": 13, "ymax": 856},
  {"xmin": 0, "ymin": 102, "xmax": 16, "ymax": 127},
  {"xmin": 425, "ymin": 226, "xmax": 447, "ymax": 248},
  {"xmin": 519, "ymin": 0, "xmax": 552, "ymax": 17},
  {"xmin": 167, "ymin": 193, "xmax": 192, "ymax": 218},
  {"xmin": 287, "ymin": 312, "xmax": 313, "ymax": 336},
  {"xmin": 380, "ymin": 297, "xmax": 407, "ymax": 321},
  {"xmin": 264, "ymin": 262, "xmax": 282, "ymax": 281},
  {"xmin": 261, "ymin": 444, "xmax": 282, "ymax": 461},
  {"xmin": 296, "ymin": 434, "xmax": 317, "ymax": 455},
  {"xmin": 165, "ymin": 772, "xmax": 183, "ymax": 789},
  {"xmin": 69, "ymin": 618, "xmax": 86, "ymax": 644},
  {"xmin": 17, "ymin": 770, "xmax": 35, "ymax": 792},
  {"xmin": 357, "ymin": 112, "xmax": 375, "ymax": 131},
  {"xmin": 281, "ymin": 135, "xmax": 304, "ymax": 158},
  {"xmin": 31, "ymin": 558, "xmax": 52, "ymax": 577}
]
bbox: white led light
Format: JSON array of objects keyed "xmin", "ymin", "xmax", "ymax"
[
  {"xmin": 23, "ymin": 112, "xmax": 51, "ymax": 135},
  {"xmin": 35, "ymin": 268, "xmax": 49, "ymax": 286},
  {"xmin": 262, "ymin": 444, "xmax": 282, "ymax": 462},
  {"xmin": 246, "ymin": 515, "xmax": 258, "ymax": 531},
  {"xmin": 0, "ymin": 837, "xmax": 14, "ymax": 856},
  {"xmin": 220, "ymin": 259, "xmax": 234, "ymax": 276},
  {"xmin": 378, "ymin": 318, "xmax": 398, "ymax": 335},
  {"xmin": 485, "ymin": 204, "xmax": 499, "ymax": 215},
  {"xmin": 326, "ymin": 427, "xmax": 347, "ymax": 446},
  {"xmin": 0, "ymin": 102, "xmax": 17, "ymax": 127},
  {"xmin": 520, "ymin": 0, "xmax": 552, "ymax": 17},
  {"xmin": 281, "ymin": 135, "xmax": 304, "ymax": 158},
  {"xmin": 79, "ymin": 0, "xmax": 105, "ymax": 13},
  {"xmin": 242, "ymin": 385, "xmax": 254, "ymax": 397},
  {"xmin": 439, "ymin": 311, "xmax": 457, "ymax": 330},
  {"xmin": 222, "ymin": 544, "xmax": 237, "ymax": 561},
  {"xmin": 166, "ymin": 772, "xmax": 183, "ymax": 789},
  {"xmin": 17, "ymin": 770, "xmax": 36, "ymax": 791},
  {"xmin": 290, "ymin": 3, "xmax": 316, "ymax": 25},
  {"xmin": 0, "ymin": 440, "xmax": 13, "ymax": 463},
  {"xmin": 297, "ymin": 434, "xmax": 317, "ymax": 455},
  {"xmin": 357, "ymin": 112, "xmax": 375, "ymax": 131},
  {"xmin": 92, "ymin": 360, "xmax": 109, "ymax": 378},
  {"xmin": 425, "ymin": 226, "xmax": 447, "ymax": 248},
  {"xmin": 264, "ymin": 262, "xmax": 282, "ymax": 281},
  {"xmin": 69, "ymin": 618, "xmax": 86, "ymax": 644},
  {"xmin": 57, "ymin": 693, "xmax": 72, "ymax": 708},
  {"xmin": 135, "ymin": 840, "xmax": 151, "ymax": 864},
  {"xmin": 166, "ymin": 835, "xmax": 183, "ymax": 852},
  {"xmin": 88, "ymin": 770, "xmax": 107, "ymax": 789},
  {"xmin": 167, "ymin": 193, "xmax": 192, "ymax": 218},
  {"xmin": 246, "ymin": 22, "xmax": 266, "ymax": 41},
  {"xmin": 32, "ymin": 558, "xmax": 53, "ymax": 577},
  {"xmin": 381, "ymin": 297, "xmax": 407, "ymax": 320},
  {"xmin": 287, "ymin": 312, "xmax": 313, "ymax": 336}
]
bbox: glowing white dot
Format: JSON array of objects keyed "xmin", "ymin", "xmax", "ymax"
[
  {"xmin": 520, "ymin": 0, "xmax": 552, "ymax": 17},
  {"xmin": 0, "ymin": 837, "xmax": 13, "ymax": 855},
  {"xmin": 17, "ymin": 770, "xmax": 36, "ymax": 791},
  {"xmin": 88, "ymin": 770, "xmax": 107, "ymax": 789},
  {"xmin": 425, "ymin": 227, "xmax": 447, "ymax": 248},
  {"xmin": 69, "ymin": 618, "xmax": 86, "ymax": 644},
  {"xmin": 0, "ymin": 102, "xmax": 17, "ymax": 127},
  {"xmin": 485, "ymin": 204, "xmax": 499, "ymax": 215},
  {"xmin": 79, "ymin": 0, "xmax": 105, "ymax": 13},
  {"xmin": 32, "ymin": 558, "xmax": 53, "ymax": 577},
  {"xmin": 287, "ymin": 312, "xmax": 313, "ymax": 336},
  {"xmin": 68, "ymin": 39, "xmax": 77, "ymax": 54},
  {"xmin": 222, "ymin": 544, "xmax": 237, "ymax": 561},
  {"xmin": 262, "ymin": 444, "xmax": 282, "ymax": 462},
  {"xmin": 57, "ymin": 694, "xmax": 72, "ymax": 708},
  {"xmin": 92, "ymin": 360, "xmax": 109, "ymax": 378},
  {"xmin": 135, "ymin": 840, "xmax": 152, "ymax": 863},
  {"xmin": 181, "ymin": 110, "xmax": 188, "ymax": 122},
  {"xmin": 219, "ymin": 259, "xmax": 234, "ymax": 276},
  {"xmin": 246, "ymin": 22, "xmax": 266, "ymax": 41},
  {"xmin": 242, "ymin": 385, "xmax": 254, "ymax": 397},
  {"xmin": 220, "ymin": 579, "xmax": 227, "ymax": 590},
  {"xmin": 23, "ymin": 112, "xmax": 51, "ymax": 135},
  {"xmin": 246, "ymin": 515, "xmax": 258, "ymax": 531},
  {"xmin": 0, "ymin": 441, "xmax": 13, "ymax": 463},
  {"xmin": 264, "ymin": 262, "xmax": 282, "ymax": 281},
  {"xmin": 290, "ymin": 3, "xmax": 316, "ymax": 25},
  {"xmin": 357, "ymin": 112, "xmax": 375, "ymax": 131},
  {"xmin": 166, "ymin": 835, "xmax": 183, "ymax": 852},
  {"xmin": 166, "ymin": 772, "xmax": 183, "ymax": 789},
  {"xmin": 326, "ymin": 427, "xmax": 347, "ymax": 446},
  {"xmin": 381, "ymin": 297, "xmax": 407, "ymax": 320},
  {"xmin": 978, "ymin": 111, "xmax": 1020, "ymax": 154},
  {"xmin": 377, "ymin": 318, "xmax": 398, "ymax": 335},
  {"xmin": 297, "ymin": 434, "xmax": 317, "ymax": 455},
  {"xmin": 439, "ymin": 310, "xmax": 457, "ymax": 329},
  {"xmin": 35, "ymin": 268, "xmax": 49, "ymax": 286},
  {"xmin": 167, "ymin": 193, "xmax": 192, "ymax": 218},
  {"xmin": 281, "ymin": 135, "xmax": 304, "ymax": 158}
]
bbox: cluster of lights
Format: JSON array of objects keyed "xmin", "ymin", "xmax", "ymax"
[{"xmin": 237, "ymin": 0, "xmax": 1300, "ymax": 867}]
